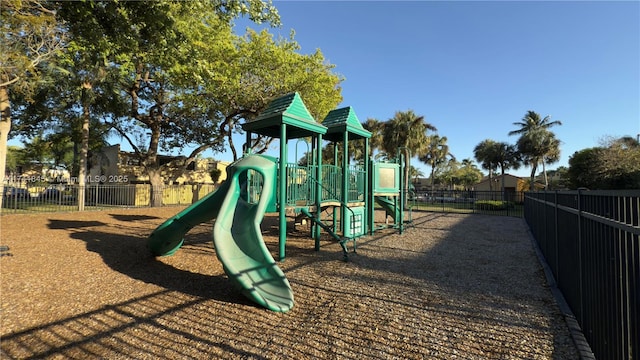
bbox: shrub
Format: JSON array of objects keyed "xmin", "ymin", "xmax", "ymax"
[{"xmin": 475, "ymin": 200, "xmax": 512, "ymax": 211}]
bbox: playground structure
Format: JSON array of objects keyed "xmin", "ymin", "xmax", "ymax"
[{"xmin": 148, "ymin": 93, "xmax": 412, "ymax": 312}]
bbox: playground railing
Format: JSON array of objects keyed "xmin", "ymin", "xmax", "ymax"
[
  {"xmin": 282, "ymin": 164, "xmax": 314, "ymax": 206},
  {"xmin": 319, "ymin": 164, "xmax": 342, "ymax": 203},
  {"xmin": 347, "ymin": 165, "xmax": 366, "ymax": 203}
]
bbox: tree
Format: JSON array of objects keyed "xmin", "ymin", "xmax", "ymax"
[
  {"xmin": 545, "ymin": 166, "xmax": 569, "ymax": 190},
  {"xmin": 419, "ymin": 134, "xmax": 455, "ymax": 192},
  {"xmin": 5, "ymin": 146, "xmax": 25, "ymax": 174},
  {"xmin": 0, "ymin": 0, "xmax": 65, "ymax": 208},
  {"xmin": 567, "ymin": 148, "xmax": 603, "ymax": 189},
  {"xmin": 595, "ymin": 136, "xmax": 640, "ymax": 189},
  {"xmin": 408, "ymin": 165, "xmax": 424, "ymax": 191},
  {"xmin": 208, "ymin": 29, "xmax": 343, "ymax": 160},
  {"xmin": 381, "ymin": 110, "xmax": 437, "ymax": 197},
  {"xmin": 567, "ymin": 136, "xmax": 640, "ymax": 190},
  {"xmin": 473, "ymin": 139, "xmax": 499, "ymax": 191},
  {"xmin": 493, "ymin": 142, "xmax": 521, "ymax": 197},
  {"xmin": 474, "ymin": 140, "xmax": 521, "ymax": 196},
  {"xmin": 11, "ymin": 61, "xmax": 116, "ymax": 206},
  {"xmin": 49, "ymin": 1, "xmax": 340, "ymax": 207},
  {"xmin": 105, "ymin": 6, "xmax": 341, "ymax": 206},
  {"xmin": 516, "ymin": 129, "xmax": 561, "ymax": 190},
  {"xmin": 435, "ymin": 158, "xmax": 461, "ymax": 190},
  {"xmin": 509, "ymin": 110, "xmax": 562, "ymax": 189},
  {"xmin": 458, "ymin": 158, "xmax": 483, "ymax": 190},
  {"xmin": 362, "ymin": 118, "xmax": 383, "ymax": 158},
  {"xmin": 509, "ymin": 110, "xmax": 562, "ymax": 136}
]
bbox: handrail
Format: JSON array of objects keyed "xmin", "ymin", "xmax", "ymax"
[{"xmin": 304, "ymin": 174, "xmax": 360, "ymax": 257}]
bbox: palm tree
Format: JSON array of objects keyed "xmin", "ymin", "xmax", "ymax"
[
  {"xmin": 409, "ymin": 165, "xmax": 424, "ymax": 184},
  {"xmin": 474, "ymin": 140, "xmax": 521, "ymax": 196},
  {"xmin": 362, "ymin": 117, "xmax": 383, "ymax": 158},
  {"xmin": 419, "ymin": 134, "xmax": 455, "ymax": 192},
  {"xmin": 517, "ymin": 129, "xmax": 560, "ymax": 189},
  {"xmin": 381, "ymin": 110, "xmax": 437, "ymax": 197},
  {"xmin": 408, "ymin": 165, "xmax": 424, "ymax": 195},
  {"xmin": 510, "ymin": 111, "xmax": 562, "ymax": 188},
  {"xmin": 509, "ymin": 110, "xmax": 562, "ymax": 136},
  {"xmin": 473, "ymin": 139, "xmax": 499, "ymax": 191},
  {"xmin": 458, "ymin": 158, "xmax": 482, "ymax": 190},
  {"xmin": 494, "ymin": 142, "xmax": 522, "ymax": 198}
]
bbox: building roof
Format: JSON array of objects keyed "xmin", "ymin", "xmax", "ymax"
[
  {"xmin": 476, "ymin": 173, "xmax": 524, "ymax": 185},
  {"xmin": 474, "ymin": 173, "xmax": 545, "ymax": 189}
]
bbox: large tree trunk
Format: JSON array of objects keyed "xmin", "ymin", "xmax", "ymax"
[
  {"xmin": 145, "ymin": 121, "xmax": 164, "ymax": 207},
  {"xmin": 430, "ymin": 167, "xmax": 435, "ymax": 193},
  {"xmin": 529, "ymin": 163, "xmax": 538, "ymax": 192},
  {"xmin": 148, "ymin": 169, "xmax": 163, "ymax": 207},
  {"xmin": 542, "ymin": 161, "xmax": 549, "ymax": 189},
  {"xmin": 500, "ymin": 168, "xmax": 506, "ymax": 201},
  {"xmin": 488, "ymin": 169, "xmax": 494, "ymax": 192},
  {"xmin": 0, "ymin": 86, "xmax": 11, "ymax": 210},
  {"xmin": 77, "ymin": 83, "xmax": 91, "ymax": 211}
]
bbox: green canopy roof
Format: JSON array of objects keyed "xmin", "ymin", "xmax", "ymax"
[
  {"xmin": 242, "ymin": 92, "xmax": 326, "ymax": 139},
  {"xmin": 322, "ymin": 106, "xmax": 371, "ymax": 142}
]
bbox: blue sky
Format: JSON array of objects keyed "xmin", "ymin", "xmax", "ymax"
[
  {"xmin": 229, "ymin": 0, "xmax": 640, "ymax": 178},
  {"xmin": 11, "ymin": 1, "xmax": 636, "ymax": 179}
]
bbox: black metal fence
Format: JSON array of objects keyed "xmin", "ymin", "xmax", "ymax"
[
  {"xmin": 410, "ymin": 190, "xmax": 525, "ymax": 217},
  {"xmin": 524, "ymin": 190, "xmax": 639, "ymax": 360},
  {"xmin": 1, "ymin": 183, "xmax": 217, "ymax": 214}
]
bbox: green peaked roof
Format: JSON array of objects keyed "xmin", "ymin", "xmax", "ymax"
[
  {"xmin": 322, "ymin": 106, "xmax": 371, "ymax": 142},
  {"xmin": 243, "ymin": 92, "xmax": 326, "ymax": 139}
]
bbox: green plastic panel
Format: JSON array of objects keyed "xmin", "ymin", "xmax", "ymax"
[
  {"xmin": 372, "ymin": 162, "xmax": 400, "ymax": 194},
  {"xmin": 344, "ymin": 206, "xmax": 365, "ymax": 238}
]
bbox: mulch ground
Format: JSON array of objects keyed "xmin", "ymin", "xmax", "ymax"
[{"xmin": 0, "ymin": 207, "xmax": 579, "ymax": 359}]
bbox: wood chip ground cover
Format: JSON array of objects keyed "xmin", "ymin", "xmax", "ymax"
[{"xmin": 0, "ymin": 208, "xmax": 579, "ymax": 359}]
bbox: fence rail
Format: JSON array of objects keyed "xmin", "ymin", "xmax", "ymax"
[
  {"xmin": 1, "ymin": 183, "xmax": 217, "ymax": 214},
  {"xmin": 524, "ymin": 190, "xmax": 639, "ymax": 360},
  {"xmin": 410, "ymin": 190, "xmax": 525, "ymax": 217}
]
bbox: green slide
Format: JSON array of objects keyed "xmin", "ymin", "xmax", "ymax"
[
  {"xmin": 148, "ymin": 155, "xmax": 294, "ymax": 312},
  {"xmin": 374, "ymin": 196, "xmax": 400, "ymax": 221}
]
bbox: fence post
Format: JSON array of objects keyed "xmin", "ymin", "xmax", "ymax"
[
  {"xmin": 554, "ymin": 190, "xmax": 559, "ymax": 281},
  {"xmin": 577, "ymin": 188, "xmax": 584, "ymax": 326}
]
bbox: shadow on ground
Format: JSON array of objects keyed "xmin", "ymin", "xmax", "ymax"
[{"xmin": 46, "ymin": 218, "xmax": 251, "ymax": 306}]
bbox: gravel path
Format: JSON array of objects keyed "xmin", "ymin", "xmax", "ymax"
[{"xmin": 0, "ymin": 208, "xmax": 579, "ymax": 359}]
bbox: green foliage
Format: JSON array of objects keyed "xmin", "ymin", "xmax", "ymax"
[
  {"xmin": 419, "ymin": 134, "xmax": 454, "ymax": 190},
  {"xmin": 475, "ymin": 200, "xmax": 512, "ymax": 211},
  {"xmin": 5, "ymin": 146, "xmax": 25, "ymax": 172},
  {"xmin": 567, "ymin": 136, "xmax": 640, "ymax": 189},
  {"xmin": 0, "ymin": 0, "xmax": 65, "ymax": 91},
  {"xmin": 457, "ymin": 159, "xmax": 483, "ymax": 189},
  {"xmin": 380, "ymin": 110, "xmax": 436, "ymax": 158},
  {"xmin": 380, "ymin": 110, "xmax": 437, "ymax": 197},
  {"xmin": 362, "ymin": 118, "xmax": 384, "ymax": 158},
  {"xmin": 209, "ymin": 168, "xmax": 222, "ymax": 183},
  {"xmin": 473, "ymin": 139, "xmax": 499, "ymax": 175},
  {"xmin": 509, "ymin": 111, "xmax": 562, "ymax": 189},
  {"xmin": 9, "ymin": 0, "xmax": 339, "ymax": 197},
  {"xmin": 203, "ymin": 28, "xmax": 343, "ymax": 159}
]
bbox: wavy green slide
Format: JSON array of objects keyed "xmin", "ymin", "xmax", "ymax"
[
  {"xmin": 148, "ymin": 155, "xmax": 294, "ymax": 312},
  {"xmin": 374, "ymin": 196, "xmax": 400, "ymax": 221}
]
